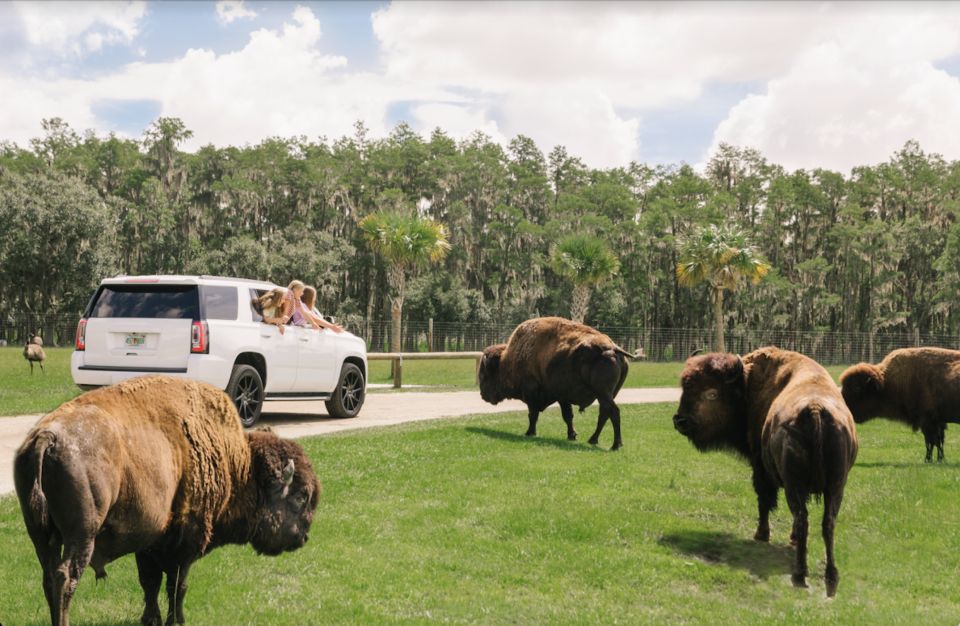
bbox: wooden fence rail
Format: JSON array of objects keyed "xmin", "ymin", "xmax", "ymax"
[{"xmin": 368, "ymin": 351, "xmax": 483, "ymax": 389}]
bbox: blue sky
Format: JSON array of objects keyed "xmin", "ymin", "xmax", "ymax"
[{"xmin": 2, "ymin": 1, "xmax": 959, "ymax": 172}]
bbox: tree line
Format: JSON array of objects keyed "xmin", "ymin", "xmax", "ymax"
[{"xmin": 2, "ymin": 117, "xmax": 959, "ymax": 348}]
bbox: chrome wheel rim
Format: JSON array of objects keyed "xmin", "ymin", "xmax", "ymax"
[
  {"xmin": 234, "ymin": 372, "xmax": 262, "ymax": 423},
  {"xmin": 339, "ymin": 370, "xmax": 364, "ymax": 413}
]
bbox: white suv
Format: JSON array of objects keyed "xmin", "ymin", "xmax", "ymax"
[{"xmin": 71, "ymin": 275, "xmax": 368, "ymax": 427}]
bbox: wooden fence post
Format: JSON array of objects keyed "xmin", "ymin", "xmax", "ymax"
[
  {"xmin": 393, "ymin": 356, "xmax": 402, "ymax": 389},
  {"xmin": 428, "ymin": 318, "xmax": 434, "ymax": 352}
]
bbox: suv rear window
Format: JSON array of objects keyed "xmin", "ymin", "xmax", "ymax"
[
  {"xmin": 202, "ymin": 285, "xmax": 238, "ymax": 320},
  {"xmin": 89, "ymin": 285, "xmax": 200, "ymax": 319}
]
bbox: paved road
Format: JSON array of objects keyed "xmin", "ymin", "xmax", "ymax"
[{"xmin": 0, "ymin": 387, "xmax": 680, "ymax": 496}]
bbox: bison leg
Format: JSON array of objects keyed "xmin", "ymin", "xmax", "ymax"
[
  {"xmin": 560, "ymin": 403, "xmax": 577, "ymax": 441},
  {"xmin": 751, "ymin": 464, "xmax": 778, "ymax": 542},
  {"xmin": 525, "ymin": 408, "xmax": 540, "ymax": 437},
  {"xmin": 53, "ymin": 536, "xmax": 95, "ymax": 626},
  {"xmin": 587, "ymin": 411, "xmax": 608, "ymax": 447},
  {"xmin": 921, "ymin": 422, "xmax": 939, "ymax": 463},
  {"xmin": 785, "ymin": 489, "xmax": 809, "ymax": 589},
  {"xmin": 136, "ymin": 552, "xmax": 163, "ymax": 626},
  {"xmin": 29, "ymin": 526, "xmax": 62, "ymax": 626},
  {"xmin": 164, "ymin": 561, "xmax": 194, "ymax": 626},
  {"xmin": 606, "ymin": 400, "xmax": 623, "ymax": 451},
  {"xmin": 937, "ymin": 423, "xmax": 946, "ymax": 462},
  {"xmin": 822, "ymin": 489, "xmax": 844, "ymax": 598}
]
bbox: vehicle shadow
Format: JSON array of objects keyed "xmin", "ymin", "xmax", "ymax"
[
  {"xmin": 464, "ymin": 426, "xmax": 606, "ymax": 453},
  {"xmin": 658, "ymin": 529, "xmax": 794, "ymax": 579}
]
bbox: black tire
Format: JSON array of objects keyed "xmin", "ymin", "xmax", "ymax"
[
  {"xmin": 325, "ymin": 362, "xmax": 365, "ymax": 418},
  {"xmin": 226, "ymin": 364, "xmax": 264, "ymax": 428}
]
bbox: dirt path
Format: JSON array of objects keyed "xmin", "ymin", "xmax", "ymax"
[{"xmin": 0, "ymin": 388, "xmax": 680, "ymax": 496}]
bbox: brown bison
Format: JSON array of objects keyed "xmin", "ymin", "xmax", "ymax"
[
  {"xmin": 14, "ymin": 376, "xmax": 320, "ymax": 626},
  {"xmin": 672, "ymin": 347, "xmax": 857, "ymax": 597},
  {"xmin": 478, "ymin": 317, "xmax": 632, "ymax": 450},
  {"xmin": 840, "ymin": 347, "xmax": 960, "ymax": 462}
]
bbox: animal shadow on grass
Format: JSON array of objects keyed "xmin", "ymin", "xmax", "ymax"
[
  {"xmin": 857, "ymin": 460, "xmax": 959, "ymax": 470},
  {"xmin": 465, "ymin": 426, "xmax": 605, "ymax": 453},
  {"xmin": 659, "ymin": 530, "xmax": 794, "ymax": 579}
]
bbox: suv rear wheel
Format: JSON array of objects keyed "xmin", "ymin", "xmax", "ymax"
[
  {"xmin": 325, "ymin": 362, "xmax": 365, "ymax": 418},
  {"xmin": 226, "ymin": 364, "xmax": 264, "ymax": 428}
]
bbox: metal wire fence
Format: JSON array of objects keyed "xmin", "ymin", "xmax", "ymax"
[{"xmin": 4, "ymin": 314, "xmax": 960, "ymax": 366}]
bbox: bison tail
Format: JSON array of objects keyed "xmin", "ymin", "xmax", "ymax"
[
  {"xmin": 28, "ymin": 431, "xmax": 55, "ymax": 530},
  {"xmin": 806, "ymin": 406, "xmax": 826, "ymax": 499},
  {"xmin": 613, "ymin": 346, "xmax": 636, "ymax": 360}
]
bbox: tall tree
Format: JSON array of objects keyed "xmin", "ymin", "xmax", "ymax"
[
  {"xmin": 676, "ymin": 224, "xmax": 770, "ymax": 352},
  {"xmin": 359, "ymin": 210, "xmax": 451, "ymax": 351},
  {"xmin": 550, "ymin": 234, "xmax": 620, "ymax": 323}
]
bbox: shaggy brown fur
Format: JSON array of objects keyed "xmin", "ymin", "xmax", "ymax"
[
  {"xmin": 14, "ymin": 376, "xmax": 320, "ymax": 626},
  {"xmin": 673, "ymin": 347, "xmax": 858, "ymax": 597},
  {"xmin": 24, "ymin": 335, "xmax": 45, "ymax": 374},
  {"xmin": 840, "ymin": 347, "xmax": 960, "ymax": 462},
  {"xmin": 478, "ymin": 317, "xmax": 632, "ymax": 450}
]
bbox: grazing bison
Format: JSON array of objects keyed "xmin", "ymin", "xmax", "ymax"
[
  {"xmin": 478, "ymin": 317, "xmax": 632, "ymax": 450},
  {"xmin": 672, "ymin": 347, "xmax": 857, "ymax": 597},
  {"xmin": 840, "ymin": 347, "xmax": 960, "ymax": 462},
  {"xmin": 14, "ymin": 376, "xmax": 320, "ymax": 626}
]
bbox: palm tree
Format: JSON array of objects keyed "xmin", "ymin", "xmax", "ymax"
[
  {"xmin": 676, "ymin": 224, "xmax": 770, "ymax": 353},
  {"xmin": 551, "ymin": 234, "xmax": 620, "ymax": 323},
  {"xmin": 359, "ymin": 210, "xmax": 451, "ymax": 352}
]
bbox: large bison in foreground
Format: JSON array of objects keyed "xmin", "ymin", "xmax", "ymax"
[
  {"xmin": 478, "ymin": 317, "xmax": 632, "ymax": 450},
  {"xmin": 14, "ymin": 376, "xmax": 320, "ymax": 626},
  {"xmin": 840, "ymin": 347, "xmax": 960, "ymax": 462},
  {"xmin": 672, "ymin": 347, "xmax": 857, "ymax": 597}
]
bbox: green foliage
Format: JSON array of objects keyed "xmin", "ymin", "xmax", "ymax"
[
  {"xmin": 676, "ymin": 224, "xmax": 770, "ymax": 291},
  {"xmin": 358, "ymin": 211, "xmax": 451, "ymax": 269},
  {"xmin": 3, "ymin": 117, "xmax": 960, "ymax": 341},
  {"xmin": 1, "ymin": 406, "xmax": 957, "ymax": 624},
  {"xmin": 550, "ymin": 233, "xmax": 620, "ymax": 287}
]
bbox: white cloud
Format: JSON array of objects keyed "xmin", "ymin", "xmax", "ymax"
[
  {"xmin": 215, "ymin": 1, "xmax": 257, "ymax": 25},
  {"xmin": 410, "ymin": 103, "xmax": 506, "ymax": 145},
  {"xmin": 12, "ymin": 1, "xmax": 146, "ymax": 54},
  {"xmin": 4, "ymin": 2, "xmax": 960, "ymax": 171},
  {"xmin": 0, "ymin": 6, "xmax": 456, "ymax": 149},
  {"xmin": 707, "ymin": 11, "xmax": 960, "ymax": 172}
]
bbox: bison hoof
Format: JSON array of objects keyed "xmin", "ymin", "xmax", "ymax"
[
  {"xmin": 524, "ymin": 430, "xmax": 536, "ymax": 437},
  {"xmin": 610, "ymin": 442, "xmax": 622, "ymax": 451},
  {"xmin": 141, "ymin": 613, "xmax": 162, "ymax": 626},
  {"xmin": 567, "ymin": 433, "xmax": 578, "ymax": 441},
  {"xmin": 791, "ymin": 573, "xmax": 808, "ymax": 588},
  {"xmin": 587, "ymin": 437, "xmax": 599, "ymax": 446},
  {"xmin": 754, "ymin": 529, "xmax": 770, "ymax": 542}
]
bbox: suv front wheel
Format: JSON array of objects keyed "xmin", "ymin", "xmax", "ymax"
[
  {"xmin": 226, "ymin": 364, "xmax": 264, "ymax": 428},
  {"xmin": 325, "ymin": 362, "xmax": 365, "ymax": 418}
]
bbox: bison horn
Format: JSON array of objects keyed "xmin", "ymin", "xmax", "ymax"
[{"xmin": 281, "ymin": 459, "xmax": 296, "ymax": 496}]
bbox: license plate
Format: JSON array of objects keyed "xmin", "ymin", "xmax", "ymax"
[{"xmin": 125, "ymin": 333, "xmax": 146, "ymax": 347}]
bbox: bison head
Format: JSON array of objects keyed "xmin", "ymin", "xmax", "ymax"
[
  {"xmin": 478, "ymin": 344, "xmax": 507, "ymax": 404},
  {"xmin": 839, "ymin": 363, "xmax": 885, "ymax": 423},
  {"xmin": 673, "ymin": 352, "xmax": 747, "ymax": 451},
  {"xmin": 247, "ymin": 432, "xmax": 320, "ymax": 556}
]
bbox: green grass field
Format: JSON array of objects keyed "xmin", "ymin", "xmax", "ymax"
[
  {"xmin": 0, "ymin": 347, "xmax": 855, "ymax": 416},
  {"xmin": 1, "ymin": 404, "xmax": 957, "ymax": 625}
]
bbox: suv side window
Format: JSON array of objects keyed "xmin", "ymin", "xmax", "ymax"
[
  {"xmin": 202, "ymin": 285, "xmax": 239, "ymax": 320},
  {"xmin": 250, "ymin": 289, "xmax": 266, "ymax": 323}
]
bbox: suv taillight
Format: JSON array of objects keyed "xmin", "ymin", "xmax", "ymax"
[
  {"xmin": 191, "ymin": 320, "xmax": 209, "ymax": 354},
  {"xmin": 75, "ymin": 318, "xmax": 87, "ymax": 351}
]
